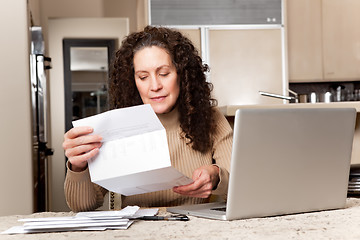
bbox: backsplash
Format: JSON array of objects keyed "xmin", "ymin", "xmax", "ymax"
[{"xmin": 289, "ymin": 81, "xmax": 360, "ymax": 103}]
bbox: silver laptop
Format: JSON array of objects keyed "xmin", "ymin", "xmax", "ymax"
[{"xmin": 168, "ymin": 108, "xmax": 356, "ymax": 220}]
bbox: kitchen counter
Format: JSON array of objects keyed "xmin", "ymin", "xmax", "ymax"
[
  {"xmin": 1, "ymin": 198, "xmax": 360, "ymax": 239},
  {"xmin": 219, "ymin": 102, "xmax": 360, "ymax": 116},
  {"xmin": 219, "ymin": 102, "xmax": 360, "ymax": 164}
]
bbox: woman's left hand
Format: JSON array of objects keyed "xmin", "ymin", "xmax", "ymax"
[{"xmin": 173, "ymin": 165, "xmax": 220, "ymax": 198}]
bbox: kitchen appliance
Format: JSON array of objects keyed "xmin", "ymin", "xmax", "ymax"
[{"xmin": 30, "ymin": 26, "xmax": 53, "ymax": 212}]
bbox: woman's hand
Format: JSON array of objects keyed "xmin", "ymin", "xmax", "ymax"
[
  {"xmin": 173, "ymin": 165, "xmax": 220, "ymax": 198},
  {"xmin": 62, "ymin": 126, "xmax": 102, "ymax": 172}
]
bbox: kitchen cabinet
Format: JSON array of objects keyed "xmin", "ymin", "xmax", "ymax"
[
  {"xmin": 287, "ymin": 0, "xmax": 360, "ymax": 82},
  {"xmin": 209, "ymin": 28, "xmax": 284, "ymax": 106},
  {"xmin": 287, "ymin": 0, "xmax": 323, "ymax": 82},
  {"xmin": 322, "ymin": 0, "xmax": 360, "ymax": 81}
]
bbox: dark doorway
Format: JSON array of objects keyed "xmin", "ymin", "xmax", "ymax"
[{"xmin": 63, "ymin": 39, "xmax": 117, "ymax": 132}]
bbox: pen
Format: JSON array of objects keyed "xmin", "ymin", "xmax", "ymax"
[{"xmin": 138, "ymin": 215, "xmax": 189, "ymax": 221}]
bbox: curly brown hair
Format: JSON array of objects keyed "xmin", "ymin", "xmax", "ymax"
[{"xmin": 108, "ymin": 26, "xmax": 217, "ymax": 153}]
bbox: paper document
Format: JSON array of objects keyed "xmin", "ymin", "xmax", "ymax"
[
  {"xmin": 1, "ymin": 206, "xmax": 157, "ymax": 235},
  {"xmin": 72, "ymin": 104, "xmax": 193, "ymax": 195}
]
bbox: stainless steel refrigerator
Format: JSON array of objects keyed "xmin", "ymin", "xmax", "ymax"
[{"xmin": 30, "ymin": 26, "xmax": 53, "ymax": 212}]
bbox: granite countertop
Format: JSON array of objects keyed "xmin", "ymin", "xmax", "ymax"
[
  {"xmin": 1, "ymin": 198, "xmax": 360, "ymax": 240},
  {"xmin": 220, "ymin": 102, "xmax": 360, "ymax": 116}
]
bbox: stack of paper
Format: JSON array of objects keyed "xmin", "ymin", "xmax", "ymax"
[
  {"xmin": 72, "ymin": 104, "xmax": 193, "ymax": 196},
  {"xmin": 1, "ymin": 206, "xmax": 158, "ymax": 235}
]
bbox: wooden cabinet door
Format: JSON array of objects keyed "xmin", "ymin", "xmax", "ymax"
[
  {"xmin": 209, "ymin": 29, "xmax": 284, "ymax": 106},
  {"xmin": 287, "ymin": 0, "xmax": 323, "ymax": 82},
  {"xmin": 322, "ymin": 0, "xmax": 360, "ymax": 81}
]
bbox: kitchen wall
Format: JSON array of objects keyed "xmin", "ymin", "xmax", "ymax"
[
  {"xmin": 0, "ymin": 1, "xmax": 33, "ymax": 215},
  {"xmin": 32, "ymin": 0, "xmax": 145, "ymax": 53}
]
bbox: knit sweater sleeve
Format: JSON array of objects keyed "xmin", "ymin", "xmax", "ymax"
[
  {"xmin": 64, "ymin": 161, "xmax": 108, "ymax": 212},
  {"xmin": 211, "ymin": 108, "xmax": 233, "ymax": 196}
]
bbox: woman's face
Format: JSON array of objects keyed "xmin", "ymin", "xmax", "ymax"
[{"xmin": 133, "ymin": 46, "xmax": 180, "ymax": 114}]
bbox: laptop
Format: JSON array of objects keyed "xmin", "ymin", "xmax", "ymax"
[{"xmin": 167, "ymin": 108, "xmax": 356, "ymax": 220}]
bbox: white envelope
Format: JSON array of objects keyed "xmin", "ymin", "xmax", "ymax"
[{"xmin": 72, "ymin": 104, "xmax": 193, "ymax": 196}]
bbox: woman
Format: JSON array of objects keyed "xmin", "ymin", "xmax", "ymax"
[{"xmin": 63, "ymin": 26, "xmax": 233, "ymax": 212}]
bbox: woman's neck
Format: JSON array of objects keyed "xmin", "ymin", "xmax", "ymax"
[{"xmin": 156, "ymin": 107, "xmax": 179, "ymax": 131}]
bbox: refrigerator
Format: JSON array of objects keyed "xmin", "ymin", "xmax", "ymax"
[{"xmin": 30, "ymin": 26, "xmax": 53, "ymax": 212}]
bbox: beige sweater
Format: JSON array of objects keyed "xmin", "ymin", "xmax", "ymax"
[{"xmin": 64, "ymin": 107, "xmax": 233, "ymax": 211}]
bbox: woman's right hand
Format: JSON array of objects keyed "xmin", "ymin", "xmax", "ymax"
[{"xmin": 62, "ymin": 126, "xmax": 102, "ymax": 172}]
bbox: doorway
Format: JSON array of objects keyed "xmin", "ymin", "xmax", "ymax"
[{"xmin": 63, "ymin": 39, "xmax": 117, "ymax": 132}]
